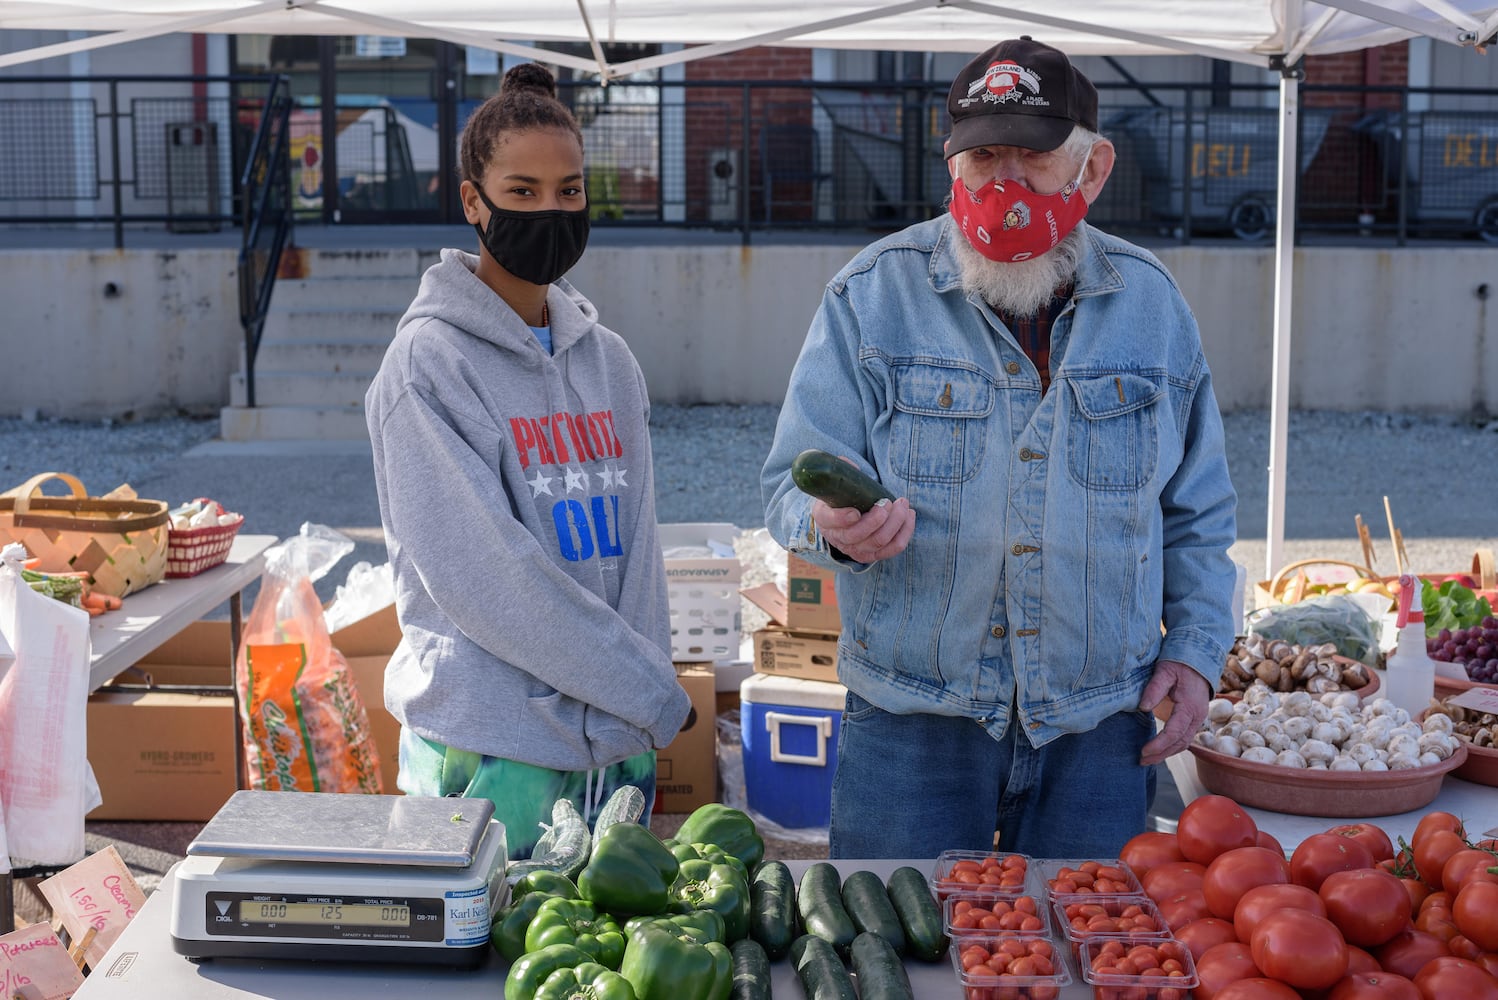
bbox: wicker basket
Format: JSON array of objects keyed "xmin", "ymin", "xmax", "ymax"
[{"xmin": 167, "ymin": 512, "xmax": 244, "ymax": 578}]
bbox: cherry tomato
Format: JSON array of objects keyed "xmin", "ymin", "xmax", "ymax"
[
  {"xmin": 1327, "ymin": 970, "xmax": 1422, "ymax": 1000},
  {"xmin": 1176, "ymin": 795, "xmax": 1259, "ymax": 866},
  {"xmin": 1373, "ymin": 927, "xmax": 1451, "ymax": 980},
  {"xmin": 1412, "ymin": 829, "xmax": 1469, "ymax": 888},
  {"xmin": 1120, "ymin": 830, "xmax": 1184, "ymax": 879},
  {"xmin": 1250, "ymin": 907, "xmax": 1350, "ymax": 991},
  {"xmin": 1212, "ymin": 977, "xmax": 1301, "ymax": 999},
  {"xmin": 1202, "ymin": 845, "xmax": 1290, "ymax": 919},
  {"xmin": 1319, "ymin": 868, "xmax": 1414, "ymax": 948},
  {"xmin": 1326, "ymin": 822, "xmax": 1397, "ymax": 864},
  {"xmin": 1442, "ymin": 848, "xmax": 1498, "ymax": 894},
  {"xmin": 1174, "ymin": 916, "xmax": 1239, "ymax": 962},
  {"xmin": 1142, "ymin": 860, "xmax": 1206, "ymax": 903},
  {"xmin": 1411, "ymin": 955, "xmax": 1498, "ymax": 1000},
  {"xmin": 1291, "ymin": 831, "xmax": 1376, "ymax": 892},
  {"xmin": 1194, "ymin": 941, "xmax": 1262, "ymax": 1000},
  {"xmin": 1453, "ymin": 879, "xmax": 1498, "ymax": 952},
  {"xmin": 1233, "ymin": 882, "xmax": 1326, "ymax": 943}
]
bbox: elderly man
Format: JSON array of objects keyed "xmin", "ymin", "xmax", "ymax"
[{"xmin": 761, "ymin": 37, "xmax": 1238, "ymax": 858}]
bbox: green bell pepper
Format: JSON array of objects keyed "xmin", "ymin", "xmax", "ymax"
[
  {"xmin": 619, "ymin": 914, "xmax": 732, "ymax": 1000},
  {"xmin": 624, "ymin": 909, "xmax": 726, "ymax": 945},
  {"xmin": 668, "ymin": 858, "xmax": 750, "ymax": 943},
  {"xmin": 493, "ymin": 889, "xmax": 561, "ymax": 962},
  {"xmin": 663, "ymin": 840, "xmax": 750, "ymax": 883},
  {"xmin": 512, "ymin": 869, "xmax": 579, "ymax": 902},
  {"xmin": 576, "ymin": 822, "xmax": 680, "ymax": 917},
  {"xmin": 535, "ymin": 962, "xmax": 637, "ymax": 1000},
  {"xmin": 504, "ymin": 942, "xmax": 591, "ymax": 1000},
  {"xmin": 524, "ymin": 897, "xmax": 627, "ymax": 970},
  {"xmin": 673, "ymin": 804, "xmax": 764, "ymax": 873}
]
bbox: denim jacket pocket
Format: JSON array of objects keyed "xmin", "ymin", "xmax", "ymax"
[
  {"xmin": 1064, "ymin": 373, "xmax": 1164, "ymax": 491},
  {"xmin": 889, "ymin": 361, "xmax": 993, "ymax": 484}
]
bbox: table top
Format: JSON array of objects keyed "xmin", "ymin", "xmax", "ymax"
[{"xmin": 87, "ymin": 534, "xmax": 276, "ymax": 692}]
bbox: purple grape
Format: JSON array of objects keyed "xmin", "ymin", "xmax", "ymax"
[
  {"xmin": 1438, "ymin": 628, "xmax": 1454, "ymax": 644},
  {"xmin": 1485, "ymin": 627, "xmax": 1498, "ymax": 642},
  {"xmin": 1482, "ymin": 615, "xmax": 1498, "ymax": 629},
  {"xmin": 1433, "ymin": 649, "xmax": 1453, "ymax": 662},
  {"xmin": 1444, "ymin": 641, "xmax": 1462, "ymax": 658}
]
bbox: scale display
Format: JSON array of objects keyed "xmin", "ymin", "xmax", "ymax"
[
  {"xmin": 202, "ymin": 892, "xmax": 441, "ymax": 940},
  {"xmin": 240, "ymin": 902, "xmax": 412, "ymax": 926}
]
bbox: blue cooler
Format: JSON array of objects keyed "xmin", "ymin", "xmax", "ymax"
[{"xmin": 739, "ymin": 672, "xmax": 847, "ymax": 829}]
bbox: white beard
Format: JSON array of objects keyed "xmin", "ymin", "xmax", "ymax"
[{"xmin": 951, "ymin": 224, "xmax": 1085, "ymax": 318}]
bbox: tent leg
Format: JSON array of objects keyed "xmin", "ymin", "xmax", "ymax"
[{"xmin": 1266, "ymin": 70, "xmax": 1300, "ymax": 581}]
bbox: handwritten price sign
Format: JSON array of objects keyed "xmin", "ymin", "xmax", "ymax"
[
  {"xmin": 1449, "ymin": 685, "xmax": 1498, "ymax": 716},
  {"xmin": 37, "ymin": 845, "xmax": 145, "ymax": 971},
  {"xmin": 0, "ymin": 924, "xmax": 84, "ymax": 1000}
]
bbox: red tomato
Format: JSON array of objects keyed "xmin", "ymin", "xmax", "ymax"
[
  {"xmin": 1233, "ymin": 882, "xmax": 1327, "ymax": 943},
  {"xmin": 1120, "ymin": 830, "xmax": 1184, "ymax": 879},
  {"xmin": 1412, "ymin": 811, "xmax": 1465, "ymax": 847},
  {"xmin": 1256, "ymin": 828, "xmax": 1285, "ymax": 857},
  {"xmin": 1327, "ymin": 970, "xmax": 1422, "ymax": 1000},
  {"xmin": 1453, "ymin": 880, "xmax": 1498, "ymax": 952},
  {"xmin": 1292, "ymin": 831, "xmax": 1377, "ymax": 892},
  {"xmin": 1202, "ymin": 845, "xmax": 1291, "ymax": 920},
  {"xmin": 1411, "ymin": 955, "xmax": 1498, "ymax": 1000},
  {"xmin": 1327, "ymin": 822, "xmax": 1397, "ymax": 864},
  {"xmin": 1396, "ymin": 876, "xmax": 1433, "ymax": 913},
  {"xmin": 1194, "ymin": 941, "xmax": 1262, "ymax": 1000},
  {"xmin": 1213, "ymin": 977, "xmax": 1302, "ymax": 999},
  {"xmin": 1250, "ymin": 907, "xmax": 1350, "ymax": 991},
  {"xmin": 1156, "ymin": 888, "xmax": 1212, "ymax": 930},
  {"xmin": 1412, "ymin": 829, "xmax": 1468, "ymax": 888},
  {"xmin": 1175, "ymin": 916, "xmax": 1240, "ymax": 962},
  {"xmin": 1320, "ymin": 868, "xmax": 1415, "ymax": 948},
  {"xmin": 1177, "ymin": 795, "xmax": 1259, "ymax": 866},
  {"xmin": 1374, "ymin": 927, "xmax": 1452, "ymax": 980},
  {"xmin": 1442, "ymin": 848, "xmax": 1498, "ymax": 894},
  {"xmin": 1345, "ymin": 945, "xmax": 1382, "ymax": 974},
  {"xmin": 1142, "ymin": 860, "xmax": 1207, "ymax": 902}
]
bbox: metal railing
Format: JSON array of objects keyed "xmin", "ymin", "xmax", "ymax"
[{"xmin": 236, "ymin": 75, "xmax": 294, "ymax": 409}]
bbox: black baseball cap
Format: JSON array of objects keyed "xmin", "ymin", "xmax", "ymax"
[{"xmin": 946, "ymin": 37, "xmax": 1098, "ymax": 157}]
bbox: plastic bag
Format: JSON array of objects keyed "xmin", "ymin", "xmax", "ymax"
[
  {"xmin": 236, "ymin": 524, "xmax": 383, "ymax": 794},
  {"xmin": 1245, "ymin": 594, "xmax": 1383, "ymax": 667},
  {"xmin": 0, "ymin": 543, "xmax": 99, "ymax": 866},
  {"xmin": 323, "ymin": 560, "xmax": 395, "ymax": 635}
]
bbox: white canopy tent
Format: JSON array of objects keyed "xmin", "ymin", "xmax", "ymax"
[{"xmin": 4, "ymin": 1, "xmax": 1497, "ymax": 577}]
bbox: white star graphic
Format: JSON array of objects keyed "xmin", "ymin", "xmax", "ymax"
[
  {"xmin": 564, "ymin": 467, "xmax": 587, "ymax": 492},
  {"xmin": 596, "ymin": 467, "xmax": 615, "ymax": 489},
  {"xmin": 613, "ymin": 466, "xmax": 628, "ymax": 488},
  {"xmin": 526, "ymin": 470, "xmax": 554, "ymax": 496}
]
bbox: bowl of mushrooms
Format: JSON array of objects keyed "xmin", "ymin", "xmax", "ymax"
[
  {"xmin": 1189, "ymin": 687, "xmax": 1468, "ymax": 817},
  {"xmin": 1419, "ymin": 699, "xmax": 1498, "ymax": 787},
  {"xmin": 1218, "ymin": 636, "xmax": 1379, "ymax": 702}
]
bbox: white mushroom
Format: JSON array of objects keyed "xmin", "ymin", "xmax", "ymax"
[
  {"xmin": 1418, "ymin": 732, "xmax": 1457, "ymax": 758},
  {"xmin": 1329, "ymin": 691, "xmax": 1361, "ymax": 712},
  {"xmin": 1422, "ymin": 713, "xmax": 1455, "ymax": 735},
  {"xmin": 1418, "ymin": 751, "xmax": 1444, "ymax": 767},
  {"xmin": 1330, "ymin": 755, "xmax": 1362, "ymax": 771},
  {"xmin": 1265, "ymin": 732, "xmax": 1296, "ymax": 754},
  {"xmin": 1300, "ymin": 739, "xmax": 1336, "ymax": 766},
  {"xmin": 1310, "ymin": 702, "xmax": 1334, "ymax": 723},
  {"xmin": 1275, "ymin": 749, "xmax": 1308, "ymax": 769},
  {"xmin": 1312, "ymin": 721, "xmax": 1347, "ymax": 745},
  {"xmin": 1386, "ymin": 733, "xmax": 1421, "ymax": 760},
  {"xmin": 1362, "ymin": 759, "xmax": 1390, "ymax": 772},
  {"xmin": 1242, "ymin": 746, "xmax": 1279, "ymax": 765},
  {"xmin": 1282, "ymin": 716, "xmax": 1314, "ymax": 742},
  {"xmin": 1208, "ymin": 699, "xmax": 1237, "ymax": 725},
  {"xmin": 1215, "ymin": 735, "xmax": 1243, "ymax": 758},
  {"xmin": 1196, "ymin": 732, "xmax": 1219, "ymax": 752},
  {"xmin": 1239, "ymin": 729, "xmax": 1267, "ymax": 751},
  {"xmin": 1282, "ymin": 691, "xmax": 1314, "ymax": 717},
  {"xmin": 1349, "ymin": 742, "xmax": 1379, "ymax": 765},
  {"xmin": 1386, "ymin": 753, "xmax": 1421, "ymax": 770}
]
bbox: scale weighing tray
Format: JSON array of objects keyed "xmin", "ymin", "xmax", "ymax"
[{"xmin": 170, "ymin": 791, "xmax": 507, "ymax": 967}]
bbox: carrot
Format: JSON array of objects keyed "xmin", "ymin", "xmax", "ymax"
[
  {"xmin": 81, "ymin": 592, "xmax": 107, "ymax": 610},
  {"xmin": 23, "ymin": 557, "xmax": 41, "ymax": 570},
  {"xmin": 101, "ymin": 594, "xmax": 122, "ymax": 611}
]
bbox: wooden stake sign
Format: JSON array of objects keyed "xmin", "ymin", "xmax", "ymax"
[
  {"xmin": 36, "ymin": 846, "xmax": 144, "ymax": 972},
  {"xmin": 0, "ymin": 924, "xmax": 85, "ymax": 1000}
]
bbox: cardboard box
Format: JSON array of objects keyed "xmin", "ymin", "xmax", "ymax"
[
  {"xmin": 785, "ymin": 554, "xmax": 841, "ymax": 631},
  {"xmin": 660, "ymin": 523, "xmax": 743, "ymax": 661},
  {"xmin": 751, "ymin": 626, "xmax": 840, "ymax": 684},
  {"xmin": 655, "ymin": 665, "xmax": 717, "ymax": 814},
  {"xmin": 86, "ymin": 621, "xmax": 239, "ymax": 821}
]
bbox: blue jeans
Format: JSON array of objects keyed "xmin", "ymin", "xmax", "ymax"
[{"xmin": 828, "ymin": 692, "xmax": 1157, "ymax": 859}]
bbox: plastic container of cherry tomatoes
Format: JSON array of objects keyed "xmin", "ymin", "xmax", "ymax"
[
  {"xmin": 1050, "ymin": 894, "xmax": 1171, "ymax": 960},
  {"xmin": 1037, "ymin": 858, "xmax": 1143, "ymax": 900},
  {"xmin": 944, "ymin": 893, "xmax": 1050, "ymax": 936},
  {"xmin": 1078, "ymin": 936, "xmax": 1199, "ymax": 1000},
  {"xmin": 951, "ymin": 929, "xmax": 1072, "ymax": 1000},
  {"xmin": 932, "ymin": 850, "xmax": 1034, "ymax": 900}
]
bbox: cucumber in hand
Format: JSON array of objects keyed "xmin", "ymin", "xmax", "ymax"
[{"xmin": 790, "ymin": 449, "xmax": 895, "ymax": 513}]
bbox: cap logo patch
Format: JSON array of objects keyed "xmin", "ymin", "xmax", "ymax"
[{"xmin": 961, "ymin": 60, "xmax": 1046, "ymax": 110}]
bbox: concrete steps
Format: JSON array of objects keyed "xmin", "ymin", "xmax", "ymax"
[{"xmin": 221, "ymin": 249, "xmax": 426, "ymax": 441}]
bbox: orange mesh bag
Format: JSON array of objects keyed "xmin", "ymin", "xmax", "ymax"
[{"xmin": 0, "ymin": 472, "xmax": 168, "ymax": 598}]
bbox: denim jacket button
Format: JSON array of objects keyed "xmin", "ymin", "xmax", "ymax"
[
  {"xmin": 1019, "ymin": 448, "xmax": 1033, "ymax": 460},
  {"xmin": 805, "ymin": 528, "xmax": 817, "ymax": 543},
  {"xmin": 1005, "ymin": 361, "xmax": 1021, "ymax": 375},
  {"xmin": 990, "ymin": 625, "xmax": 1006, "ymax": 639}
]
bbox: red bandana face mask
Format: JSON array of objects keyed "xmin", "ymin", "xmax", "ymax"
[{"xmin": 948, "ymin": 151, "xmax": 1091, "ymax": 263}]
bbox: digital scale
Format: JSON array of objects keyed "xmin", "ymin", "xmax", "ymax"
[{"xmin": 169, "ymin": 790, "xmax": 507, "ymax": 968}]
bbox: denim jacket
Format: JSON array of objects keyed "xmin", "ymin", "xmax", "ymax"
[{"xmin": 762, "ymin": 217, "xmax": 1238, "ymax": 748}]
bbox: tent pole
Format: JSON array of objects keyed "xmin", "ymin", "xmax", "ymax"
[
  {"xmin": 0, "ymin": 0, "xmax": 290, "ymax": 71},
  {"xmin": 1266, "ymin": 65, "xmax": 1301, "ymax": 582}
]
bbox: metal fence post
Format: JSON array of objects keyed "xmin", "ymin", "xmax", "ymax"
[{"xmin": 109, "ymin": 80, "xmax": 124, "ymax": 249}]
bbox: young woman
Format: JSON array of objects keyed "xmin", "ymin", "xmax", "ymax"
[{"xmin": 365, "ymin": 63, "xmax": 689, "ymax": 859}]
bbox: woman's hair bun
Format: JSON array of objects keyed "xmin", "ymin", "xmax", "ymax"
[{"xmin": 502, "ymin": 62, "xmax": 558, "ymax": 99}]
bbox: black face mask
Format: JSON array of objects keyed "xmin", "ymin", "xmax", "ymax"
[{"xmin": 471, "ymin": 184, "xmax": 590, "ymax": 286}]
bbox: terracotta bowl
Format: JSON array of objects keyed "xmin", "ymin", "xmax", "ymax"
[
  {"xmin": 1433, "ymin": 672, "xmax": 1496, "ymax": 701},
  {"xmin": 1418, "ymin": 708, "xmax": 1498, "ymax": 788},
  {"xmin": 1188, "ymin": 741, "xmax": 1468, "ymax": 818}
]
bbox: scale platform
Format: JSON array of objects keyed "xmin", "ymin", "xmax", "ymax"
[{"xmin": 170, "ymin": 791, "xmax": 507, "ymax": 968}]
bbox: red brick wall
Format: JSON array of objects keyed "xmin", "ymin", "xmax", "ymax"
[
  {"xmin": 683, "ymin": 47, "xmax": 815, "ymax": 221},
  {"xmin": 1301, "ymin": 42, "xmax": 1409, "ymax": 219}
]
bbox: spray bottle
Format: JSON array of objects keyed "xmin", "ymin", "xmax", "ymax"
[{"xmin": 1384, "ymin": 573, "xmax": 1435, "ymax": 718}]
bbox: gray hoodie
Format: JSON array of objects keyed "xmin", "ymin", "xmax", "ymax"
[{"xmin": 365, "ymin": 248, "xmax": 690, "ymax": 771}]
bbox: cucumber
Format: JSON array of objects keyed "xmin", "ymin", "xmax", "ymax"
[
  {"xmin": 796, "ymin": 862, "xmax": 857, "ymax": 956},
  {"xmin": 591, "ymin": 784, "xmax": 646, "ymax": 844},
  {"xmin": 789, "ymin": 933, "xmax": 857, "ymax": 1000},
  {"xmin": 884, "ymin": 866, "xmax": 948, "ymax": 962},
  {"xmin": 840, "ymin": 869, "xmax": 906, "ymax": 954},
  {"xmin": 790, "ymin": 449, "xmax": 895, "ymax": 513},
  {"xmin": 749, "ymin": 860, "xmax": 797, "ymax": 960},
  {"xmin": 849, "ymin": 931, "xmax": 915, "ymax": 1000},
  {"xmin": 505, "ymin": 798, "xmax": 591, "ymax": 884},
  {"xmin": 730, "ymin": 938, "xmax": 772, "ymax": 1000}
]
